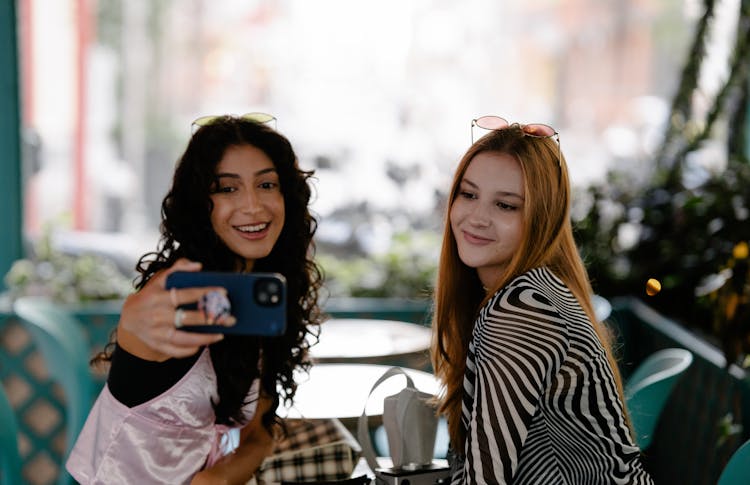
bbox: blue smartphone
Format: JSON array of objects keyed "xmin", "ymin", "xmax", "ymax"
[{"xmin": 165, "ymin": 271, "xmax": 287, "ymax": 336}]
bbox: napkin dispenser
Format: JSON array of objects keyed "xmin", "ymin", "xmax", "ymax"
[
  {"xmin": 358, "ymin": 367, "xmax": 451, "ymax": 485},
  {"xmin": 374, "ymin": 463, "xmax": 450, "ymax": 485}
]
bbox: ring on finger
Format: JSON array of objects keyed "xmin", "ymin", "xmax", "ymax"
[
  {"xmin": 170, "ymin": 287, "xmax": 179, "ymax": 307},
  {"xmin": 174, "ymin": 308, "xmax": 186, "ymax": 329}
]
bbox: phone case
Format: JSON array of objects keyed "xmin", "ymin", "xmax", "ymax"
[{"xmin": 165, "ymin": 271, "xmax": 287, "ymax": 336}]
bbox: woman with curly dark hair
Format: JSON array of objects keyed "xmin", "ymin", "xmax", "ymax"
[{"xmin": 66, "ymin": 114, "xmax": 323, "ymax": 484}]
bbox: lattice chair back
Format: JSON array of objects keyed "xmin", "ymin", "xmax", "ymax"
[
  {"xmin": 0, "ymin": 382, "xmax": 23, "ymax": 485},
  {"xmin": 13, "ymin": 297, "xmax": 95, "ymax": 485}
]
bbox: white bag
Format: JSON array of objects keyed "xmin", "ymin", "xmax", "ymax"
[{"xmin": 357, "ymin": 367, "xmax": 438, "ymax": 472}]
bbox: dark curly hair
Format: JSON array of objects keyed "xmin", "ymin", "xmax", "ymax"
[{"xmin": 125, "ymin": 116, "xmax": 322, "ymax": 432}]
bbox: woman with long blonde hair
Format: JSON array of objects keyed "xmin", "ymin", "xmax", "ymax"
[{"xmin": 431, "ymin": 116, "xmax": 653, "ymax": 484}]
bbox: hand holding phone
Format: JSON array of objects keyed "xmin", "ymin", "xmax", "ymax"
[{"xmin": 166, "ymin": 271, "xmax": 287, "ymax": 336}]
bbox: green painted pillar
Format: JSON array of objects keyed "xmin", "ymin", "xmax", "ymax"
[{"xmin": 0, "ymin": 0, "xmax": 23, "ymax": 291}]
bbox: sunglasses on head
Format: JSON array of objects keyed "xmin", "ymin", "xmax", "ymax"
[
  {"xmin": 191, "ymin": 112, "xmax": 277, "ymax": 133},
  {"xmin": 471, "ymin": 115, "xmax": 561, "ymax": 166}
]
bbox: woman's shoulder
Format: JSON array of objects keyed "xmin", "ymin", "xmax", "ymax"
[
  {"xmin": 485, "ymin": 267, "xmax": 578, "ymax": 328},
  {"xmin": 108, "ymin": 344, "xmax": 207, "ymax": 407},
  {"xmin": 498, "ymin": 267, "xmax": 593, "ymax": 335},
  {"xmin": 505, "ymin": 267, "xmax": 567, "ymax": 293},
  {"xmin": 485, "ymin": 268, "xmax": 564, "ymax": 317},
  {"xmin": 490, "ymin": 266, "xmax": 557, "ymax": 296},
  {"xmin": 479, "ymin": 268, "xmax": 572, "ymax": 362}
]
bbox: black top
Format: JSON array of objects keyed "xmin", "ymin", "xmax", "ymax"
[{"xmin": 107, "ymin": 343, "xmax": 201, "ymax": 407}]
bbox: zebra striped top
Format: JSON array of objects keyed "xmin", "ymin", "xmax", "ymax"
[{"xmin": 451, "ymin": 267, "xmax": 653, "ymax": 484}]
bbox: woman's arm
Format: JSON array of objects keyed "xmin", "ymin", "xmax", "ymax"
[
  {"xmin": 118, "ymin": 258, "xmax": 230, "ymax": 361},
  {"xmin": 191, "ymin": 395, "xmax": 276, "ymax": 485},
  {"xmin": 463, "ymin": 285, "xmax": 569, "ymax": 484}
]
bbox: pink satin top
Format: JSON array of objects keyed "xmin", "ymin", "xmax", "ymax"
[{"xmin": 66, "ymin": 347, "xmax": 260, "ymax": 484}]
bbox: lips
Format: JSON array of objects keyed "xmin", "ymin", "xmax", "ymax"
[
  {"xmin": 236, "ymin": 222, "xmax": 269, "ymax": 233},
  {"xmin": 462, "ymin": 230, "xmax": 493, "ymax": 245},
  {"xmin": 234, "ymin": 222, "xmax": 271, "ymax": 240}
]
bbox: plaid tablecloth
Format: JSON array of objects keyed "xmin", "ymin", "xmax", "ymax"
[{"xmin": 256, "ymin": 418, "xmax": 362, "ymax": 484}]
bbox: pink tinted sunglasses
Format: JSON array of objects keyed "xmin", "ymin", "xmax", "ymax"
[{"xmin": 471, "ymin": 115, "xmax": 561, "ymax": 165}]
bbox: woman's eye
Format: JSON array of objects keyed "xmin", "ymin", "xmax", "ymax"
[
  {"xmin": 259, "ymin": 181, "xmax": 279, "ymax": 190},
  {"xmin": 459, "ymin": 191, "xmax": 476, "ymax": 200},
  {"xmin": 211, "ymin": 185, "xmax": 236, "ymax": 194},
  {"xmin": 496, "ymin": 201, "xmax": 517, "ymax": 211}
]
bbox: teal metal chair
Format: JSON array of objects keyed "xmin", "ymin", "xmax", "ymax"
[
  {"xmin": 0, "ymin": 383, "xmax": 23, "ymax": 484},
  {"xmin": 717, "ymin": 438, "xmax": 750, "ymax": 485},
  {"xmin": 13, "ymin": 297, "xmax": 95, "ymax": 485},
  {"xmin": 625, "ymin": 347, "xmax": 693, "ymax": 449}
]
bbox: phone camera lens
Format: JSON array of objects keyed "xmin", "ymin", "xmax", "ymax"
[{"xmin": 254, "ymin": 277, "xmax": 283, "ymax": 307}]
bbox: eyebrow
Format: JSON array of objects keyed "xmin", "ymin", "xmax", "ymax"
[
  {"xmin": 215, "ymin": 167, "xmax": 278, "ymax": 179},
  {"xmin": 460, "ymin": 178, "xmax": 524, "ymax": 200}
]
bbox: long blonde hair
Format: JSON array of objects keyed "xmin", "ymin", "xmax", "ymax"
[{"xmin": 431, "ymin": 126, "xmax": 628, "ymax": 448}]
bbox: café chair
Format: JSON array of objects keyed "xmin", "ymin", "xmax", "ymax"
[
  {"xmin": 625, "ymin": 347, "xmax": 693, "ymax": 449},
  {"xmin": 13, "ymin": 297, "xmax": 96, "ymax": 485},
  {"xmin": 717, "ymin": 438, "xmax": 750, "ymax": 485},
  {"xmin": 0, "ymin": 383, "xmax": 23, "ymax": 484}
]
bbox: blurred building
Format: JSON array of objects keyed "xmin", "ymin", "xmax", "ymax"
[{"xmin": 17, "ymin": 0, "xmax": 720, "ymax": 263}]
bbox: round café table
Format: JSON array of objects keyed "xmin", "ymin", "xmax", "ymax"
[
  {"xmin": 308, "ymin": 318, "xmax": 432, "ymax": 370},
  {"xmin": 279, "ymin": 363, "xmax": 441, "ymax": 431}
]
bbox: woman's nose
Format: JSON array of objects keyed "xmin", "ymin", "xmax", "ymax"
[
  {"xmin": 468, "ymin": 203, "xmax": 491, "ymax": 227},
  {"xmin": 239, "ymin": 190, "xmax": 262, "ymax": 213}
]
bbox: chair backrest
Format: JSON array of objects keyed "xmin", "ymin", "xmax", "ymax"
[
  {"xmin": 625, "ymin": 347, "xmax": 693, "ymax": 449},
  {"xmin": 717, "ymin": 439, "xmax": 750, "ymax": 485},
  {"xmin": 0, "ymin": 383, "xmax": 23, "ymax": 485},
  {"xmin": 13, "ymin": 297, "xmax": 95, "ymax": 485}
]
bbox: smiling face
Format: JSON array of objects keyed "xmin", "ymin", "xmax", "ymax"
[
  {"xmin": 449, "ymin": 151, "xmax": 525, "ymax": 288},
  {"xmin": 210, "ymin": 144, "xmax": 285, "ymax": 270}
]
